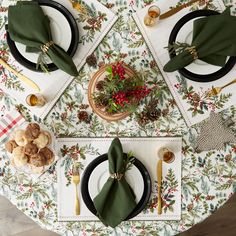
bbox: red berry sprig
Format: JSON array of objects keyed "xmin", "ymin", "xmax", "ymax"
[
  {"xmin": 111, "ymin": 62, "xmax": 126, "ymax": 80},
  {"xmin": 128, "ymin": 86, "xmax": 152, "ymax": 100},
  {"xmin": 112, "ymin": 91, "xmax": 129, "ymax": 107}
]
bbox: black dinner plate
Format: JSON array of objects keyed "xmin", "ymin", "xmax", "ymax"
[
  {"xmin": 81, "ymin": 153, "xmax": 152, "ymax": 220},
  {"xmin": 6, "ymin": 0, "xmax": 79, "ymax": 72},
  {"xmin": 168, "ymin": 10, "xmax": 236, "ymax": 82}
]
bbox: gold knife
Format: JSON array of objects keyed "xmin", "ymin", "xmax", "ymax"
[
  {"xmin": 0, "ymin": 58, "xmax": 40, "ymax": 92},
  {"xmin": 157, "ymin": 159, "xmax": 162, "ymax": 215},
  {"xmin": 160, "ymin": 0, "xmax": 200, "ymax": 20}
]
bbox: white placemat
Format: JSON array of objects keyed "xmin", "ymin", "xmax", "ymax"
[
  {"xmin": 133, "ymin": 0, "xmax": 236, "ymax": 126},
  {"xmin": 56, "ymin": 137, "xmax": 182, "ymax": 221},
  {"xmin": 0, "ymin": 0, "xmax": 117, "ymax": 119}
]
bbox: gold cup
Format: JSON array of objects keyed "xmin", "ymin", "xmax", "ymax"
[
  {"xmin": 26, "ymin": 94, "xmax": 46, "ymax": 107},
  {"xmin": 144, "ymin": 5, "xmax": 161, "ymax": 27},
  {"xmin": 158, "ymin": 147, "xmax": 175, "ymax": 163}
]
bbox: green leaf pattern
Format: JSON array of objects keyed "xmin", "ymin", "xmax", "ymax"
[
  {"xmin": 0, "ymin": 0, "xmax": 235, "ymax": 235},
  {"xmin": 174, "ymin": 75, "xmax": 232, "ymax": 117},
  {"xmin": 60, "ymin": 143, "xmax": 100, "ymax": 186}
]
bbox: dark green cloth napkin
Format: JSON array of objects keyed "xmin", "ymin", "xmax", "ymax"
[
  {"xmin": 8, "ymin": 1, "xmax": 78, "ymax": 76},
  {"xmin": 93, "ymin": 138, "xmax": 137, "ymax": 228},
  {"xmin": 164, "ymin": 8, "xmax": 236, "ymax": 72}
]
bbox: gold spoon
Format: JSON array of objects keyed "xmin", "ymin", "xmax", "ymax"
[
  {"xmin": 207, "ymin": 78, "xmax": 236, "ymax": 97},
  {"xmin": 157, "ymin": 148, "xmax": 175, "ymax": 215}
]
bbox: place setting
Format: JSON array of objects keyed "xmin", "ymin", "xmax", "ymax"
[
  {"xmin": 6, "ymin": 0, "xmax": 79, "ymax": 73},
  {"xmin": 0, "ymin": 0, "xmax": 117, "ymax": 119},
  {"xmin": 133, "ymin": 0, "xmax": 236, "ymax": 126},
  {"xmin": 56, "ymin": 137, "xmax": 182, "ymax": 222}
]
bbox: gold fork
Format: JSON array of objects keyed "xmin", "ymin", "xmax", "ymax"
[
  {"xmin": 72, "ymin": 162, "xmax": 80, "ymax": 215},
  {"xmin": 207, "ymin": 78, "xmax": 236, "ymax": 97}
]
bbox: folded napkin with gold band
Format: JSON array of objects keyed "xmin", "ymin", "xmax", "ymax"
[
  {"xmin": 93, "ymin": 138, "xmax": 137, "ymax": 228},
  {"xmin": 164, "ymin": 8, "xmax": 236, "ymax": 72},
  {"xmin": 8, "ymin": 1, "xmax": 79, "ymax": 76}
]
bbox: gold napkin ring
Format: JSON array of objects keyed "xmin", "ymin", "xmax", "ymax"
[
  {"xmin": 41, "ymin": 41, "xmax": 54, "ymax": 53},
  {"xmin": 110, "ymin": 173, "xmax": 124, "ymax": 181},
  {"xmin": 185, "ymin": 46, "xmax": 198, "ymax": 60}
]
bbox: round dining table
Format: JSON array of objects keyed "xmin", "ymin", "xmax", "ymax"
[{"xmin": 0, "ymin": 0, "xmax": 236, "ymax": 235}]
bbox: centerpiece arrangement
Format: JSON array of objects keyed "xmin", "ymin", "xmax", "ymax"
[{"xmin": 88, "ymin": 61, "xmax": 151, "ymax": 121}]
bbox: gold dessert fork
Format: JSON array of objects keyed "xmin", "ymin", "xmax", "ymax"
[
  {"xmin": 72, "ymin": 162, "xmax": 80, "ymax": 215},
  {"xmin": 207, "ymin": 78, "xmax": 236, "ymax": 97}
]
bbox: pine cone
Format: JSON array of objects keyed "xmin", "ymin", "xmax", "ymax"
[
  {"xmin": 147, "ymin": 99, "xmax": 159, "ymax": 110},
  {"xmin": 105, "ymin": 3, "xmax": 115, "ymax": 8},
  {"xmin": 95, "ymin": 97, "xmax": 109, "ymax": 108},
  {"xmin": 77, "ymin": 111, "xmax": 90, "ymax": 123},
  {"xmin": 192, "ymin": 93, "xmax": 200, "ymax": 102},
  {"xmin": 146, "ymin": 108, "xmax": 161, "ymax": 121},
  {"xmin": 168, "ymin": 99, "xmax": 176, "ymax": 107},
  {"xmin": 60, "ymin": 112, "xmax": 67, "ymax": 121},
  {"xmin": 87, "ymin": 18, "xmax": 96, "ymax": 25},
  {"xmin": 96, "ymin": 80, "xmax": 106, "ymax": 91},
  {"xmin": 137, "ymin": 112, "xmax": 149, "ymax": 126},
  {"xmin": 150, "ymin": 60, "xmax": 157, "ymax": 69},
  {"xmin": 86, "ymin": 54, "xmax": 97, "ymax": 67},
  {"xmin": 162, "ymin": 108, "xmax": 169, "ymax": 117},
  {"xmin": 79, "ymin": 104, "xmax": 89, "ymax": 110}
]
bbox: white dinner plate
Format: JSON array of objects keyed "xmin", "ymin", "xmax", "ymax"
[{"xmin": 88, "ymin": 160, "xmax": 144, "ymax": 203}]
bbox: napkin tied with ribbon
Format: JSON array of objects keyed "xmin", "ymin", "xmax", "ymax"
[
  {"xmin": 164, "ymin": 8, "xmax": 236, "ymax": 72},
  {"xmin": 8, "ymin": 1, "xmax": 78, "ymax": 76},
  {"xmin": 93, "ymin": 138, "xmax": 137, "ymax": 228}
]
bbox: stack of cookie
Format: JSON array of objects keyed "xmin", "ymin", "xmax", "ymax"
[{"xmin": 5, "ymin": 123, "xmax": 55, "ymax": 172}]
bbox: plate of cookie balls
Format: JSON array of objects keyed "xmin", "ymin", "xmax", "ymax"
[{"xmin": 5, "ymin": 123, "xmax": 57, "ymax": 174}]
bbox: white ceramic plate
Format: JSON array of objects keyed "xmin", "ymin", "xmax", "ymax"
[
  {"xmin": 88, "ymin": 160, "xmax": 144, "ymax": 203},
  {"xmin": 15, "ymin": 5, "xmax": 72, "ymax": 64},
  {"xmin": 175, "ymin": 16, "xmax": 228, "ymax": 75}
]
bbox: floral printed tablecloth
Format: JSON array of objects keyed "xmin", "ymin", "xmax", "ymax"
[
  {"xmin": 0, "ymin": 0, "xmax": 117, "ymax": 119},
  {"xmin": 0, "ymin": 0, "xmax": 236, "ymax": 236}
]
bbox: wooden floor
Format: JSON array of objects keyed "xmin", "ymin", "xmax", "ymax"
[
  {"xmin": 0, "ymin": 194, "xmax": 235, "ymax": 236},
  {"xmin": 178, "ymin": 193, "xmax": 236, "ymax": 236}
]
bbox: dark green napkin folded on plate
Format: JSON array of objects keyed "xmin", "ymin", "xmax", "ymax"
[
  {"xmin": 93, "ymin": 138, "xmax": 137, "ymax": 228},
  {"xmin": 8, "ymin": 1, "xmax": 78, "ymax": 76},
  {"xmin": 164, "ymin": 8, "xmax": 236, "ymax": 72}
]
